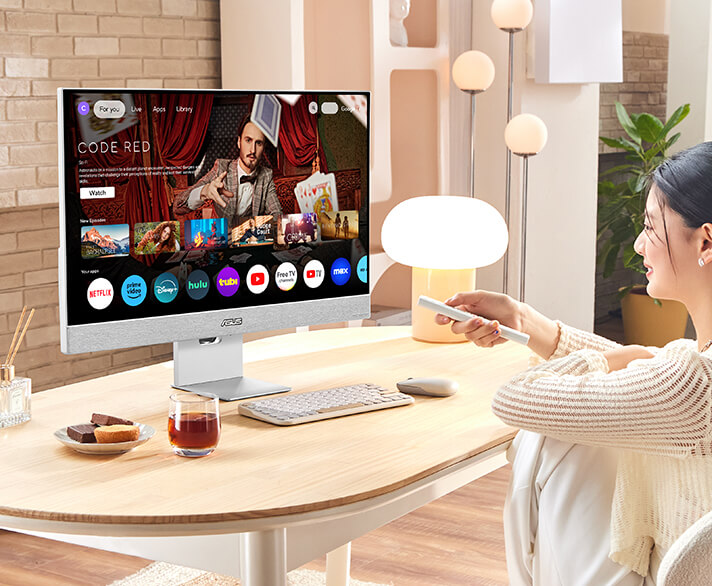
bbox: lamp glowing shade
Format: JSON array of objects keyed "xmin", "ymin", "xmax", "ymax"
[
  {"xmin": 452, "ymin": 51, "xmax": 495, "ymax": 92},
  {"xmin": 381, "ymin": 196, "xmax": 508, "ymax": 270},
  {"xmin": 504, "ymin": 113, "xmax": 548, "ymax": 155},
  {"xmin": 491, "ymin": 0, "xmax": 533, "ymax": 31}
]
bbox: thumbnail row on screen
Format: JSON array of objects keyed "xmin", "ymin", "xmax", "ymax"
[
  {"xmin": 80, "ymin": 212, "xmax": 359, "ymax": 259},
  {"xmin": 86, "ymin": 256, "xmax": 368, "ymax": 310}
]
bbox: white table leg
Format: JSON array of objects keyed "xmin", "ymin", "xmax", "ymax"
[
  {"xmin": 325, "ymin": 542, "xmax": 351, "ymax": 586},
  {"xmin": 239, "ymin": 529, "xmax": 287, "ymax": 586}
]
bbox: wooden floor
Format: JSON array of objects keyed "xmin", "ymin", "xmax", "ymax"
[
  {"xmin": 0, "ymin": 465, "xmax": 511, "ymax": 586},
  {"xmin": 304, "ymin": 465, "xmax": 511, "ymax": 586}
]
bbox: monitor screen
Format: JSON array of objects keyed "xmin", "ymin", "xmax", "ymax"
[{"xmin": 58, "ymin": 90, "xmax": 370, "ymax": 355}]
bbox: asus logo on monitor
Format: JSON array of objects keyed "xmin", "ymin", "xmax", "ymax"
[{"xmin": 220, "ymin": 318, "xmax": 243, "ymax": 327}]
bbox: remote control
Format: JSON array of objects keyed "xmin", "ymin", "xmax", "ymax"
[{"xmin": 417, "ymin": 295, "xmax": 530, "ymax": 346}]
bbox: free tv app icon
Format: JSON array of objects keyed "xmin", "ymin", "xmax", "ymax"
[{"xmin": 246, "ymin": 265, "xmax": 269, "ymax": 294}]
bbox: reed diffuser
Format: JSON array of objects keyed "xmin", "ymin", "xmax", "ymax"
[{"xmin": 1, "ymin": 307, "xmax": 34, "ymax": 428}]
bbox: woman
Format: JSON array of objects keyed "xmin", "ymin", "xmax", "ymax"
[
  {"xmin": 436, "ymin": 142, "xmax": 712, "ymax": 585},
  {"xmin": 136, "ymin": 221, "xmax": 180, "ymax": 254}
]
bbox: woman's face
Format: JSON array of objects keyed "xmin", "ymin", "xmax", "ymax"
[
  {"xmin": 160, "ymin": 226, "xmax": 171, "ymax": 242},
  {"xmin": 633, "ymin": 185, "xmax": 698, "ymax": 301}
]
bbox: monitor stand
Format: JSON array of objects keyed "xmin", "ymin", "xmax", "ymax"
[{"xmin": 172, "ymin": 335, "xmax": 290, "ymax": 401}]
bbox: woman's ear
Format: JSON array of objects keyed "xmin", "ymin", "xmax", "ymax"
[{"xmin": 699, "ymin": 223, "xmax": 712, "ymax": 265}]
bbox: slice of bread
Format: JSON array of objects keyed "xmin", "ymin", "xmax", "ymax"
[{"xmin": 94, "ymin": 424, "xmax": 140, "ymax": 443}]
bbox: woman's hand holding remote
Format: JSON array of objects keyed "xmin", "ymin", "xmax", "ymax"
[{"xmin": 435, "ymin": 290, "xmax": 560, "ymax": 359}]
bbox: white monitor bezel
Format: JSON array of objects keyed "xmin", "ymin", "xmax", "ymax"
[{"xmin": 57, "ymin": 88, "xmax": 371, "ymax": 354}]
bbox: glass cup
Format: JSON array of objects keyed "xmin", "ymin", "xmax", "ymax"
[{"xmin": 168, "ymin": 393, "xmax": 221, "ymax": 457}]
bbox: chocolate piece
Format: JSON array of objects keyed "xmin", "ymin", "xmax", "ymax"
[
  {"xmin": 91, "ymin": 413, "xmax": 134, "ymax": 426},
  {"xmin": 67, "ymin": 424, "xmax": 97, "ymax": 443}
]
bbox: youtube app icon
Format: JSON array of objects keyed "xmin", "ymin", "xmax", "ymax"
[
  {"xmin": 303, "ymin": 259, "xmax": 325, "ymax": 289},
  {"xmin": 246, "ymin": 265, "xmax": 269, "ymax": 294}
]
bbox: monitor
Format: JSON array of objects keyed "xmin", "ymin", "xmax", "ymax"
[{"xmin": 57, "ymin": 89, "xmax": 370, "ymax": 400}]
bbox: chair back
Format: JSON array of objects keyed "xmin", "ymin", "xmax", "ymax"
[{"xmin": 657, "ymin": 509, "xmax": 712, "ymax": 586}]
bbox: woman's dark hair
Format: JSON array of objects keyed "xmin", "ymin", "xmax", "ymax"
[
  {"xmin": 651, "ymin": 141, "xmax": 712, "ymax": 229},
  {"xmin": 646, "ymin": 142, "xmax": 712, "ymax": 268}
]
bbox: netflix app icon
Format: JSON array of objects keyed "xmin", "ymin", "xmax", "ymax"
[
  {"xmin": 246, "ymin": 265, "xmax": 269, "ymax": 294},
  {"xmin": 303, "ymin": 259, "xmax": 325, "ymax": 289}
]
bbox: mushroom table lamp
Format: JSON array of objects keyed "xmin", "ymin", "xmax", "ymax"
[{"xmin": 381, "ymin": 196, "xmax": 509, "ymax": 343}]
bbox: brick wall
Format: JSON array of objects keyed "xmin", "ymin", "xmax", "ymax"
[
  {"xmin": 599, "ymin": 31, "xmax": 668, "ymax": 153},
  {"xmin": 0, "ymin": 0, "xmax": 220, "ymax": 392}
]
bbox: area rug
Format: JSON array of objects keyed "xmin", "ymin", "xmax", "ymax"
[{"xmin": 109, "ymin": 560, "xmax": 391, "ymax": 586}]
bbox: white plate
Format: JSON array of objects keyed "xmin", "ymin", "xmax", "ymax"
[{"xmin": 54, "ymin": 423, "xmax": 155, "ymax": 455}]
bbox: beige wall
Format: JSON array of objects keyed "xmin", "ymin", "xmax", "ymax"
[
  {"xmin": 0, "ymin": 0, "xmax": 221, "ymax": 392},
  {"xmin": 622, "ymin": 0, "xmax": 670, "ymax": 35}
]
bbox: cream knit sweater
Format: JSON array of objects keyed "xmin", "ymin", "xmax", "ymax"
[{"xmin": 492, "ymin": 322, "xmax": 712, "ymax": 576}]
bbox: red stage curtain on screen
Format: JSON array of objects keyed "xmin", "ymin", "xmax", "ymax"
[
  {"xmin": 129, "ymin": 93, "xmax": 213, "ymax": 229},
  {"xmin": 279, "ymin": 94, "xmax": 328, "ymax": 173}
]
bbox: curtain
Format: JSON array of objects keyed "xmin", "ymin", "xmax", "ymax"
[{"xmin": 279, "ymin": 94, "xmax": 328, "ymax": 173}]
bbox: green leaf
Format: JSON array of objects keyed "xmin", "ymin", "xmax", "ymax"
[
  {"xmin": 666, "ymin": 133, "xmax": 681, "ymax": 149},
  {"xmin": 602, "ymin": 244, "xmax": 619, "ymax": 278},
  {"xmin": 600, "ymin": 136, "xmax": 636, "ymax": 151},
  {"xmin": 599, "ymin": 164, "xmax": 636, "ymax": 178},
  {"xmin": 616, "ymin": 102, "xmax": 642, "ymax": 144},
  {"xmin": 659, "ymin": 103, "xmax": 690, "ymax": 139},
  {"xmin": 617, "ymin": 285, "xmax": 634, "ymax": 300},
  {"xmin": 635, "ymin": 113, "xmax": 664, "ymax": 143},
  {"xmin": 622, "ymin": 244, "xmax": 641, "ymax": 267}
]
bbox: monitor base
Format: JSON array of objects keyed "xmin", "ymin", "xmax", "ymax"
[{"xmin": 173, "ymin": 376, "xmax": 290, "ymax": 402}]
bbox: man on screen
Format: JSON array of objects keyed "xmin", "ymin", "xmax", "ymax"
[{"xmin": 173, "ymin": 114, "xmax": 282, "ymax": 230}]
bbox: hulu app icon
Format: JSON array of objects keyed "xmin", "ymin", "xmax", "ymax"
[{"xmin": 186, "ymin": 269, "xmax": 210, "ymax": 300}]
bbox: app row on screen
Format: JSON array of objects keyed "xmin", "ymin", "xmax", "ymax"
[
  {"xmin": 80, "ymin": 212, "xmax": 360, "ymax": 259},
  {"xmin": 86, "ymin": 256, "xmax": 368, "ymax": 310}
]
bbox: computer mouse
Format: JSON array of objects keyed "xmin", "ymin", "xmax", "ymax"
[{"xmin": 396, "ymin": 377, "xmax": 459, "ymax": 397}]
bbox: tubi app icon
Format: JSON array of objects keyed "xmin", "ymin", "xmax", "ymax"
[
  {"xmin": 356, "ymin": 255, "xmax": 368, "ymax": 283},
  {"xmin": 303, "ymin": 259, "xmax": 325, "ymax": 289},
  {"xmin": 186, "ymin": 269, "xmax": 210, "ymax": 300},
  {"xmin": 216, "ymin": 266, "xmax": 240, "ymax": 297},
  {"xmin": 330, "ymin": 258, "xmax": 351, "ymax": 286},
  {"xmin": 154, "ymin": 272, "xmax": 179, "ymax": 303},
  {"xmin": 246, "ymin": 264, "xmax": 269, "ymax": 294},
  {"xmin": 87, "ymin": 277, "xmax": 114, "ymax": 310},
  {"xmin": 121, "ymin": 275, "xmax": 147, "ymax": 307}
]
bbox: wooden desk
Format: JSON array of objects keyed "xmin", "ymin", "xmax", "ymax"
[{"xmin": 0, "ymin": 327, "xmax": 525, "ymax": 585}]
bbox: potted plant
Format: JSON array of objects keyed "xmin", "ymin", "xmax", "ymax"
[{"xmin": 597, "ymin": 101, "xmax": 690, "ymax": 346}]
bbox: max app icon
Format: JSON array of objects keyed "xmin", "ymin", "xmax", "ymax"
[{"xmin": 246, "ymin": 265, "xmax": 269, "ymax": 294}]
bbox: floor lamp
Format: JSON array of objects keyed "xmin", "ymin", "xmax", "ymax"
[
  {"xmin": 504, "ymin": 113, "xmax": 548, "ymax": 303},
  {"xmin": 490, "ymin": 0, "xmax": 533, "ymax": 297},
  {"xmin": 451, "ymin": 50, "xmax": 495, "ymax": 199}
]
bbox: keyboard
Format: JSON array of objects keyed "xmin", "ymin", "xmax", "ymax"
[{"xmin": 238, "ymin": 383, "xmax": 415, "ymax": 426}]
